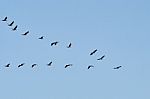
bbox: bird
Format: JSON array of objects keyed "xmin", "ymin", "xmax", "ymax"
[
  {"xmin": 2, "ymin": 17, "xmax": 7, "ymax": 21},
  {"xmin": 38, "ymin": 36, "xmax": 44, "ymax": 39},
  {"xmin": 113, "ymin": 66, "xmax": 122, "ymax": 69},
  {"xmin": 12, "ymin": 25, "xmax": 18, "ymax": 31},
  {"xmin": 47, "ymin": 61, "xmax": 52, "ymax": 66},
  {"xmin": 8, "ymin": 21, "xmax": 14, "ymax": 26},
  {"xmin": 65, "ymin": 64, "xmax": 73, "ymax": 68},
  {"xmin": 87, "ymin": 65, "xmax": 94, "ymax": 69},
  {"xmin": 97, "ymin": 55, "xmax": 105, "ymax": 60},
  {"xmin": 31, "ymin": 64, "xmax": 37, "ymax": 68},
  {"xmin": 67, "ymin": 43, "xmax": 72, "ymax": 48},
  {"xmin": 90, "ymin": 49, "xmax": 98, "ymax": 55},
  {"xmin": 5, "ymin": 63, "xmax": 10, "ymax": 67},
  {"xmin": 51, "ymin": 41, "xmax": 58, "ymax": 46},
  {"xmin": 18, "ymin": 63, "xmax": 25, "ymax": 67},
  {"xmin": 22, "ymin": 31, "xmax": 29, "ymax": 36}
]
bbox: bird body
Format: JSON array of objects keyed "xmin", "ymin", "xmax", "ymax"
[
  {"xmin": 87, "ymin": 65, "xmax": 94, "ymax": 69},
  {"xmin": 22, "ymin": 31, "xmax": 29, "ymax": 35},
  {"xmin": 65, "ymin": 64, "xmax": 73, "ymax": 68},
  {"xmin": 18, "ymin": 63, "xmax": 25, "ymax": 67},
  {"xmin": 31, "ymin": 64, "xmax": 37, "ymax": 68},
  {"xmin": 38, "ymin": 36, "xmax": 44, "ymax": 39},
  {"xmin": 12, "ymin": 25, "xmax": 18, "ymax": 31},
  {"xmin": 51, "ymin": 41, "xmax": 59, "ymax": 46},
  {"xmin": 90, "ymin": 49, "xmax": 98, "ymax": 55},
  {"xmin": 97, "ymin": 55, "xmax": 105, "ymax": 60},
  {"xmin": 67, "ymin": 43, "xmax": 72, "ymax": 48},
  {"xmin": 5, "ymin": 63, "xmax": 10, "ymax": 67},
  {"xmin": 2, "ymin": 17, "xmax": 7, "ymax": 21},
  {"xmin": 8, "ymin": 21, "xmax": 14, "ymax": 26},
  {"xmin": 47, "ymin": 61, "xmax": 52, "ymax": 66},
  {"xmin": 113, "ymin": 66, "xmax": 122, "ymax": 69}
]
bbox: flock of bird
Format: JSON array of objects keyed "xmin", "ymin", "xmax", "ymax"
[{"xmin": 1, "ymin": 16, "xmax": 122, "ymax": 70}]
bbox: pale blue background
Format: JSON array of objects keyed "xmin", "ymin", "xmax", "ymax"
[{"xmin": 0, "ymin": 0, "xmax": 150, "ymax": 99}]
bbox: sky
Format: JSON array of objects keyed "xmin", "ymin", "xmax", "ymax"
[{"xmin": 0, "ymin": 0, "xmax": 150, "ymax": 99}]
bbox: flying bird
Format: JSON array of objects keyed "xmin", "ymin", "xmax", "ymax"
[
  {"xmin": 47, "ymin": 61, "xmax": 52, "ymax": 66},
  {"xmin": 67, "ymin": 43, "xmax": 72, "ymax": 48},
  {"xmin": 97, "ymin": 55, "xmax": 105, "ymax": 60},
  {"xmin": 38, "ymin": 36, "xmax": 44, "ymax": 39},
  {"xmin": 5, "ymin": 63, "xmax": 10, "ymax": 67},
  {"xmin": 65, "ymin": 64, "xmax": 73, "ymax": 68},
  {"xmin": 2, "ymin": 17, "xmax": 7, "ymax": 21},
  {"xmin": 31, "ymin": 64, "xmax": 37, "ymax": 68},
  {"xmin": 18, "ymin": 63, "xmax": 25, "ymax": 68},
  {"xmin": 8, "ymin": 21, "xmax": 14, "ymax": 26},
  {"xmin": 12, "ymin": 25, "xmax": 18, "ymax": 31},
  {"xmin": 22, "ymin": 31, "xmax": 29, "ymax": 35},
  {"xmin": 90, "ymin": 49, "xmax": 98, "ymax": 55},
  {"xmin": 87, "ymin": 65, "xmax": 94, "ymax": 69},
  {"xmin": 51, "ymin": 41, "xmax": 58, "ymax": 46},
  {"xmin": 113, "ymin": 66, "xmax": 122, "ymax": 69}
]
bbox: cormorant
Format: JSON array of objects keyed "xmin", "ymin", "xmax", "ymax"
[
  {"xmin": 8, "ymin": 21, "xmax": 14, "ymax": 26},
  {"xmin": 113, "ymin": 66, "xmax": 122, "ymax": 69},
  {"xmin": 5, "ymin": 63, "xmax": 10, "ymax": 67},
  {"xmin": 65, "ymin": 64, "xmax": 73, "ymax": 68},
  {"xmin": 87, "ymin": 65, "xmax": 94, "ymax": 69},
  {"xmin": 18, "ymin": 63, "xmax": 25, "ymax": 67},
  {"xmin": 67, "ymin": 43, "xmax": 72, "ymax": 48},
  {"xmin": 2, "ymin": 17, "xmax": 7, "ymax": 21},
  {"xmin": 97, "ymin": 55, "xmax": 105, "ymax": 60},
  {"xmin": 12, "ymin": 25, "xmax": 18, "ymax": 31},
  {"xmin": 47, "ymin": 61, "xmax": 52, "ymax": 66},
  {"xmin": 22, "ymin": 31, "xmax": 29, "ymax": 35},
  {"xmin": 90, "ymin": 49, "xmax": 98, "ymax": 55},
  {"xmin": 51, "ymin": 41, "xmax": 58, "ymax": 46},
  {"xmin": 31, "ymin": 64, "xmax": 37, "ymax": 68},
  {"xmin": 38, "ymin": 36, "xmax": 44, "ymax": 39}
]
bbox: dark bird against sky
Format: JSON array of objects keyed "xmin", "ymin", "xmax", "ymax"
[
  {"xmin": 31, "ymin": 64, "xmax": 37, "ymax": 68},
  {"xmin": 22, "ymin": 31, "xmax": 29, "ymax": 36},
  {"xmin": 38, "ymin": 36, "xmax": 44, "ymax": 39},
  {"xmin": 87, "ymin": 65, "xmax": 94, "ymax": 69},
  {"xmin": 5, "ymin": 63, "xmax": 10, "ymax": 67},
  {"xmin": 51, "ymin": 41, "xmax": 59, "ymax": 46},
  {"xmin": 12, "ymin": 25, "xmax": 18, "ymax": 31},
  {"xmin": 90, "ymin": 49, "xmax": 98, "ymax": 55},
  {"xmin": 8, "ymin": 21, "xmax": 14, "ymax": 26},
  {"xmin": 2, "ymin": 17, "xmax": 7, "ymax": 21},
  {"xmin": 67, "ymin": 43, "xmax": 72, "ymax": 48},
  {"xmin": 65, "ymin": 64, "xmax": 73, "ymax": 68},
  {"xmin": 113, "ymin": 66, "xmax": 122, "ymax": 69},
  {"xmin": 18, "ymin": 63, "xmax": 25, "ymax": 68},
  {"xmin": 97, "ymin": 55, "xmax": 105, "ymax": 60},
  {"xmin": 47, "ymin": 61, "xmax": 52, "ymax": 66}
]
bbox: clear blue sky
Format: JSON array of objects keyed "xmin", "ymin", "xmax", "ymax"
[{"xmin": 0, "ymin": 0, "xmax": 150, "ymax": 99}]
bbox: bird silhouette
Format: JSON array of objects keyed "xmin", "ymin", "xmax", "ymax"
[
  {"xmin": 87, "ymin": 65, "xmax": 94, "ymax": 69},
  {"xmin": 2, "ymin": 17, "xmax": 7, "ymax": 21},
  {"xmin": 113, "ymin": 66, "xmax": 122, "ymax": 69},
  {"xmin": 51, "ymin": 41, "xmax": 58, "ymax": 46},
  {"xmin": 8, "ymin": 21, "xmax": 14, "ymax": 26},
  {"xmin": 22, "ymin": 31, "xmax": 29, "ymax": 35},
  {"xmin": 90, "ymin": 49, "xmax": 98, "ymax": 55},
  {"xmin": 65, "ymin": 64, "xmax": 73, "ymax": 68},
  {"xmin": 12, "ymin": 25, "xmax": 18, "ymax": 31},
  {"xmin": 18, "ymin": 63, "xmax": 25, "ymax": 67},
  {"xmin": 5, "ymin": 63, "xmax": 10, "ymax": 67},
  {"xmin": 97, "ymin": 55, "xmax": 105, "ymax": 60},
  {"xmin": 47, "ymin": 61, "xmax": 52, "ymax": 66},
  {"xmin": 31, "ymin": 64, "xmax": 37, "ymax": 68},
  {"xmin": 67, "ymin": 43, "xmax": 72, "ymax": 48},
  {"xmin": 38, "ymin": 36, "xmax": 44, "ymax": 39}
]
